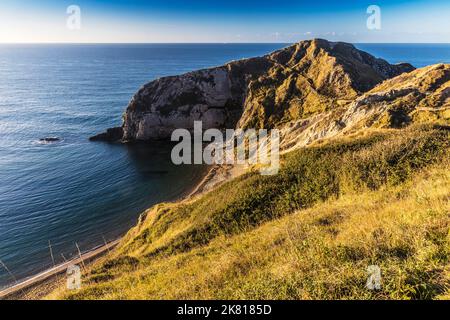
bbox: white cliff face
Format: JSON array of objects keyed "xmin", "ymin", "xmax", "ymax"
[{"xmin": 123, "ymin": 67, "xmax": 241, "ymax": 140}]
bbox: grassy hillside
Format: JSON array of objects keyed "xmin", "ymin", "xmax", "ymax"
[{"xmin": 49, "ymin": 124, "xmax": 450, "ymax": 300}]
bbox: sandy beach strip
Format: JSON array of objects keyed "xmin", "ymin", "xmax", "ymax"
[{"xmin": 0, "ymin": 239, "xmax": 120, "ymax": 300}]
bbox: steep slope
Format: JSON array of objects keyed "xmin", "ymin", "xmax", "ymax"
[
  {"xmin": 121, "ymin": 57, "xmax": 274, "ymax": 140},
  {"xmin": 52, "ymin": 124, "xmax": 450, "ymax": 300},
  {"xmin": 238, "ymin": 39, "xmax": 413, "ymax": 129},
  {"xmin": 91, "ymin": 39, "xmax": 413, "ymax": 141},
  {"xmin": 357, "ymin": 63, "xmax": 450, "ymax": 127},
  {"xmin": 278, "ymin": 63, "xmax": 450, "ymax": 152}
]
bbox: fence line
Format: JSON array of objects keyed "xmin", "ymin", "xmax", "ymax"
[
  {"xmin": 0, "ymin": 259, "xmax": 18, "ymax": 285},
  {"xmin": 48, "ymin": 240, "xmax": 55, "ymax": 267},
  {"xmin": 0, "ymin": 233, "xmax": 122, "ymax": 295}
]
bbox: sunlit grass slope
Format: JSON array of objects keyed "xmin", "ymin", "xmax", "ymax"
[{"xmin": 50, "ymin": 124, "xmax": 450, "ymax": 300}]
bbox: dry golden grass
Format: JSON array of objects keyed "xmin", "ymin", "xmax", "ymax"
[{"xmin": 47, "ymin": 125, "xmax": 450, "ymax": 300}]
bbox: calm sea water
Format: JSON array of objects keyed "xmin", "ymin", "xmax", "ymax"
[{"xmin": 0, "ymin": 43, "xmax": 449, "ymax": 288}]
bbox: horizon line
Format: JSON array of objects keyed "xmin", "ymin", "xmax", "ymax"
[{"xmin": 1, "ymin": 41, "xmax": 450, "ymax": 45}]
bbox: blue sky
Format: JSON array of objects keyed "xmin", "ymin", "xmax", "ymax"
[{"xmin": 0, "ymin": 0, "xmax": 449, "ymax": 43}]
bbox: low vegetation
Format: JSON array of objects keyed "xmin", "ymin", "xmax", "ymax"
[{"xmin": 49, "ymin": 124, "xmax": 450, "ymax": 300}]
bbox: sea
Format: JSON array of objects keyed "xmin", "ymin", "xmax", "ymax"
[{"xmin": 0, "ymin": 43, "xmax": 449, "ymax": 288}]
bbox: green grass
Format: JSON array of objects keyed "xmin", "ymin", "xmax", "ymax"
[{"xmin": 49, "ymin": 124, "xmax": 450, "ymax": 300}]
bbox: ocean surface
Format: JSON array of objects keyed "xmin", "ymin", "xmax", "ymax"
[{"xmin": 0, "ymin": 43, "xmax": 449, "ymax": 288}]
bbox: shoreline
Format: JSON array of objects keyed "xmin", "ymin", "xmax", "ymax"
[
  {"xmin": 0, "ymin": 240, "xmax": 120, "ymax": 300},
  {"xmin": 0, "ymin": 164, "xmax": 217, "ymax": 300}
]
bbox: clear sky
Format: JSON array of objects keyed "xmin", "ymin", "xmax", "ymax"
[{"xmin": 0, "ymin": 0, "xmax": 449, "ymax": 43}]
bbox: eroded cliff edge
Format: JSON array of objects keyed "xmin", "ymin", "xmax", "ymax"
[{"xmin": 91, "ymin": 39, "xmax": 416, "ymax": 142}]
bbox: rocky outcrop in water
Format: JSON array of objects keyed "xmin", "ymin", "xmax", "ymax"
[
  {"xmin": 93, "ymin": 39, "xmax": 415, "ymax": 142},
  {"xmin": 89, "ymin": 127, "xmax": 123, "ymax": 142},
  {"xmin": 40, "ymin": 137, "xmax": 60, "ymax": 143}
]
